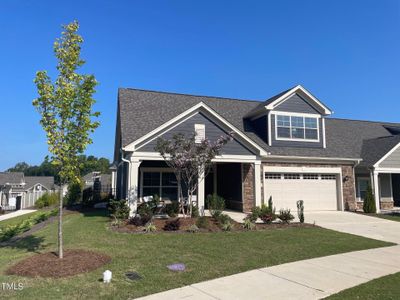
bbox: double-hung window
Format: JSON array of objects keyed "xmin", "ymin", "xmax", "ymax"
[
  {"xmin": 142, "ymin": 171, "xmax": 178, "ymax": 200},
  {"xmin": 276, "ymin": 114, "xmax": 319, "ymax": 141}
]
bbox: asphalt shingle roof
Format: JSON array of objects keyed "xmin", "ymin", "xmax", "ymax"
[
  {"xmin": 117, "ymin": 88, "xmax": 400, "ymax": 166},
  {"xmin": 0, "ymin": 172, "xmax": 24, "ymax": 186},
  {"xmin": 24, "ymin": 176, "xmax": 55, "ymax": 191}
]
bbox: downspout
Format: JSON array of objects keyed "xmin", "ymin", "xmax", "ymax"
[{"xmin": 120, "ymin": 148, "xmax": 131, "ymax": 199}]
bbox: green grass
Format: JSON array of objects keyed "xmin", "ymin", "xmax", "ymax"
[
  {"xmin": 376, "ymin": 213, "xmax": 400, "ymax": 222},
  {"xmin": 0, "ymin": 210, "xmax": 45, "ymax": 228},
  {"xmin": 326, "ymin": 272, "xmax": 400, "ymax": 300},
  {"xmin": 0, "ymin": 210, "xmax": 393, "ymax": 300}
]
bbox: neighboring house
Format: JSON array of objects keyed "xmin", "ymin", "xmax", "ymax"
[
  {"xmin": 83, "ymin": 172, "xmax": 112, "ymax": 189},
  {"xmin": 0, "ymin": 172, "xmax": 57, "ymax": 210},
  {"xmin": 113, "ymin": 85, "xmax": 400, "ymax": 214}
]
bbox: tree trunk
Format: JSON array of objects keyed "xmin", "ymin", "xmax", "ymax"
[{"xmin": 58, "ymin": 184, "xmax": 63, "ymax": 259}]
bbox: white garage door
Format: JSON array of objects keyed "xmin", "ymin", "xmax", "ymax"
[{"xmin": 264, "ymin": 173, "xmax": 339, "ymax": 211}]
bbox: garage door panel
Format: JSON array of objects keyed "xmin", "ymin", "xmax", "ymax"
[{"xmin": 264, "ymin": 174, "xmax": 338, "ymax": 212}]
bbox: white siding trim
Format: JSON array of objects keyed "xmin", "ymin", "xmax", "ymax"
[{"xmin": 374, "ymin": 142, "xmax": 400, "ymax": 168}]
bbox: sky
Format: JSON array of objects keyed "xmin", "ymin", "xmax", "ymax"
[{"xmin": 0, "ymin": 0, "xmax": 399, "ymax": 171}]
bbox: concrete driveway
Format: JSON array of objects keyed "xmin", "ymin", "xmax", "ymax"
[
  {"xmin": 136, "ymin": 212, "xmax": 400, "ymax": 300},
  {"xmin": 307, "ymin": 211, "xmax": 400, "ymax": 244}
]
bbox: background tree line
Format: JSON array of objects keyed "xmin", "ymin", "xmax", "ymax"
[{"xmin": 6, "ymin": 155, "xmax": 111, "ymax": 185}]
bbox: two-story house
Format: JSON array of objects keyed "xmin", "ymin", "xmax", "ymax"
[{"xmin": 113, "ymin": 85, "xmax": 400, "ymax": 214}]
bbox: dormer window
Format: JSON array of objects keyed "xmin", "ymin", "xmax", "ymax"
[{"xmin": 276, "ymin": 114, "xmax": 319, "ymax": 142}]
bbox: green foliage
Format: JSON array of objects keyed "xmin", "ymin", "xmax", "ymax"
[
  {"xmin": 65, "ymin": 180, "xmax": 83, "ymax": 206},
  {"xmin": 221, "ymin": 221, "xmax": 233, "ymax": 231},
  {"xmin": 207, "ymin": 194, "xmax": 225, "ymax": 218},
  {"xmin": 163, "ymin": 219, "xmax": 181, "ymax": 231},
  {"xmin": 278, "ymin": 209, "xmax": 295, "ymax": 224},
  {"xmin": 108, "ymin": 199, "xmax": 130, "ymax": 220},
  {"xmin": 187, "ymin": 224, "xmax": 200, "ymax": 233},
  {"xmin": 165, "ymin": 201, "xmax": 179, "ymax": 218},
  {"xmin": 191, "ymin": 205, "xmax": 199, "ymax": 218},
  {"xmin": 242, "ymin": 218, "xmax": 256, "ymax": 230},
  {"xmin": 297, "ymin": 200, "xmax": 305, "ymax": 223},
  {"xmin": 144, "ymin": 222, "xmax": 157, "ymax": 233},
  {"xmin": 259, "ymin": 198, "xmax": 277, "ymax": 224},
  {"xmin": 196, "ymin": 216, "xmax": 209, "ymax": 229},
  {"xmin": 248, "ymin": 206, "xmax": 261, "ymax": 222},
  {"xmin": 128, "ymin": 215, "xmax": 152, "ymax": 227},
  {"xmin": 216, "ymin": 213, "xmax": 233, "ymax": 225},
  {"xmin": 35, "ymin": 193, "xmax": 59, "ymax": 208},
  {"xmin": 0, "ymin": 209, "xmax": 58, "ymax": 242},
  {"xmin": 33, "ymin": 20, "xmax": 100, "ymax": 186},
  {"xmin": 363, "ymin": 184, "xmax": 376, "ymax": 213}
]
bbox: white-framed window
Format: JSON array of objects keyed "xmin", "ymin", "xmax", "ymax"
[
  {"xmin": 142, "ymin": 171, "xmax": 178, "ymax": 200},
  {"xmin": 275, "ymin": 114, "xmax": 319, "ymax": 142},
  {"xmin": 195, "ymin": 124, "xmax": 205, "ymax": 143},
  {"xmin": 357, "ymin": 177, "xmax": 370, "ymax": 201},
  {"xmin": 303, "ymin": 174, "xmax": 319, "ymax": 180},
  {"xmin": 265, "ymin": 173, "xmax": 282, "ymax": 180},
  {"xmin": 321, "ymin": 174, "xmax": 336, "ymax": 180}
]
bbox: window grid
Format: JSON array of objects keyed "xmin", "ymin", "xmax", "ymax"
[
  {"xmin": 303, "ymin": 174, "xmax": 319, "ymax": 180},
  {"xmin": 142, "ymin": 171, "xmax": 178, "ymax": 200},
  {"xmin": 321, "ymin": 174, "xmax": 336, "ymax": 180},
  {"xmin": 276, "ymin": 115, "xmax": 319, "ymax": 141},
  {"xmin": 284, "ymin": 174, "xmax": 301, "ymax": 180},
  {"xmin": 265, "ymin": 173, "xmax": 282, "ymax": 180}
]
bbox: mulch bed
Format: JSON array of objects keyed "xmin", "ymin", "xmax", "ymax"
[
  {"xmin": 112, "ymin": 217, "xmax": 315, "ymax": 234},
  {"xmin": 6, "ymin": 249, "xmax": 111, "ymax": 278}
]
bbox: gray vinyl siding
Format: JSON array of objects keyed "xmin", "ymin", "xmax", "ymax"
[
  {"xmin": 379, "ymin": 145, "xmax": 400, "ymax": 168},
  {"xmin": 380, "ymin": 174, "xmax": 393, "ymax": 202},
  {"xmin": 270, "ymin": 114, "xmax": 324, "ymax": 148},
  {"xmin": 274, "ymin": 94, "xmax": 319, "ymax": 114},
  {"xmin": 137, "ymin": 112, "xmax": 255, "ymax": 155}
]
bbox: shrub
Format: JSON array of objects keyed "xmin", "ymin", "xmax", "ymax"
[
  {"xmin": 187, "ymin": 224, "xmax": 200, "ymax": 233},
  {"xmin": 129, "ymin": 215, "xmax": 152, "ymax": 226},
  {"xmin": 144, "ymin": 222, "xmax": 157, "ymax": 233},
  {"xmin": 363, "ymin": 185, "xmax": 376, "ymax": 213},
  {"xmin": 216, "ymin": 213, "xmax": 232, "ymax": 225},
  {"xmin": 297, "ymin": 200, "xmax": 305, "ymax": 223},
  {"xmin": 163, "ymin": 219, "xmax": 181, "ymax": 231},
  {"xmin": 191, "ymin": 205, "xmax": 200, "ymax": 218},
  {"xmin": 35, "ymin": 193, "xmax": 59, "ymax": 209},
  {"xmin": 108, "ymin": 199, "xmax": 130, "ymax": 220},
  {"xmin": 242, "ymin": 218, "xmax": 255, "ymax": 230},
  {"xmin": 165, "ymin": 201, "xmax": 180, "ymax": 217},
  {"xmin": 259, "ymin": 200, "xmax": 276, "ymax": 224},
  {"xmin": 221, "ymin": 221, "xmax": 232, "ymax": 231},
  {"xmin": 65, "ymin": 180, "xmax": 83, "ymax": 206},
  {"xmin": 249, "ymin": 206, "xmax": 261, "ymax": 222},
  {"xmin": 207, "ymin": 194, "xmax": 225, "ymax": 218},
  {"xmin": 278, "ymin": 209, "xmax": 295, "ymax": 224},
  {"xmin": 196, "ymin": 216, "xmax": 209, "ymax": 229}
]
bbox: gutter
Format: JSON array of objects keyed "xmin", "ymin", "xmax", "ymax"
[{"xmin": 264, "ymin": 155, "xmax": 363, "ymax": 164}]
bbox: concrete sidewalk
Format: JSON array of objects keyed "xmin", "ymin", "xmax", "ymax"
[
  {"xmin": 0, "ymin": 209, "xmax": 37, "ymax": 222},
  {"xmin": 136, "ymin": 245, "xmax": 400, "ymax": 300}
]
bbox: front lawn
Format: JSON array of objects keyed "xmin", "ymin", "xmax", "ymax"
[
  {"xmin": 0, "ymin": 210, "xmax": 393, "ymax": 299},
  {"xmin": 326, "ymin": 272, "xmax": 400, "ymax": 300},
  {"xmin": 377, "ymin": 213, "xmax": 400, "ymax": 222}
]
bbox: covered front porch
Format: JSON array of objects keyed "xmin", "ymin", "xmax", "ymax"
[
  {"xmin": 124, "ymin": 155, "xmax": 262, "ymax": 215},
  {"xmin": 355, "ymin": 170, "xmax": 400, "ymax": 212}
]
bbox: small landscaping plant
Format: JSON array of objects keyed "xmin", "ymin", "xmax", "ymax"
[
  {"xmin": 297, "ymin": 200, "xmax": 305, "ymax": 223},
  {"xmin": 191, "ymin": 205, "xmax": 199, "ymax": 218},
  {"xmin": 216, "ymin": 213, "xmax": 232, "ymax": 225},
  {"xmin": 187, "ymin": 224, "xmax": 200, "ymax": 233},
  {"xmin": 242, "ymin": 218, "xmax": 256, "ymax": 230},
  {"xmin": 196, "ymin": 216, "xmax": 209, "ymax": 229},
  {"xmin": 207, "ymin": 194, "xmax": 225, "ymax": 218},
  {"xmin": 249, "ymin": 206, "xmax": 261, "ymax": 222},
  {"xmin": 35, "ymin": 193, "xmax": 59, "ymax": 209},
  {"xmin": 0, "ymin": 209, "xmax": 58, "ymax": 242},
  {"xmin": 144, "ymin": 222, "xmax": 157, "ymax": 233},
  {"xmin": 221, "ymin": 221, "xmax": 233, "ymax": 231},
  {"xmin": 165, "ymin": 201, "xmax": 179, "ymax": 218},
  {"xmin": 108, "ymin": 199, "xmax": 130, "ymax": 220},
  {"xmin": 363, "ymin": 184, "xmax": 376, "ymax": 213},
  {"xmin": 278, "ymin": 209, "xmax": 295, "ymax": 224},
  {"xmin": 163, "ymin": 219, "xmax": 181, "ymax": 231},
  {"xmin": 259, "ymin": 198, "xmax": 277, "ymax": 224},
  {"xmin": 128, "ymin": 215, "xmax": 152, "ymax": 227}
]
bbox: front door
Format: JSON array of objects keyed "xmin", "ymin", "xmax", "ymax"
[{"xmin": 392, "ymin": 174, "xmax": 400, "ymax": 207}]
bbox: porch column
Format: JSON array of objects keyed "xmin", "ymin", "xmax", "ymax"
[
  {"xmin": 128, "ymin": 159, "xmax": 142, "ymax": 217},
  {"xmin": 254, "ymin": 161, "xmax": 262, "ymax": 207},
  {"xmin": 373, "ymin": 171, "xmax": 380, "ymax": 213},
  {"xmin": 198, "ymin": 168, "xmax": 205, "ymax": 215}
]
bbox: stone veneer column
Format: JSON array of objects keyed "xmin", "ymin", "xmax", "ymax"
[
  {"xmin": 341, "ymin": 165, "xmax": 357, "ymax": 211},
  {"xmin": 242, "ymin": 163, "xmax": 255, "ymax": 213}
]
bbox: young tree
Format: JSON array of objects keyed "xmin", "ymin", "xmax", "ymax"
[
  {"xmin": 363, "ymin": 184, "xmax": 376, "ymax": 213},
  {"xmin": 33, "ymin": 21, "xmax": 99, "ymax": 258},
  {"xmin": 155, "ymin": 132, "xmax": 233, "ymax": 217}
]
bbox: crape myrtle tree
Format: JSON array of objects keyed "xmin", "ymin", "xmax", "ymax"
[
  {"xmin": 33, "ymin": 21, "xmax": 99, "ymax": 258},
  {"xmin": 155, "ymin": 132, "xmax": 233, "ymax": 217}
]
